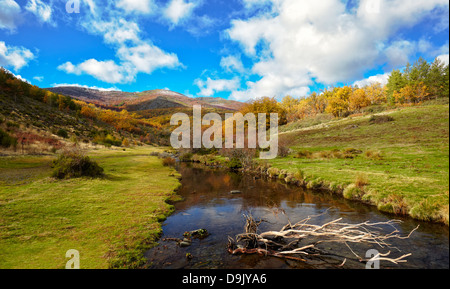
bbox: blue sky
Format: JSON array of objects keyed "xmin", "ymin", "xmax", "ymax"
[{"xmin": 0, "ymin": 0, "xmax": 449, "ymax": 101}]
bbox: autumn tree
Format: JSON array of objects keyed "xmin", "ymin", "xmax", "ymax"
[
  {"xmin": 240, "ymin": 96, "xmax": 287, "ymax": 126},
  {"xmin": 325, "ymin": 86, "xmax": 352, "ymax": 117},
  {"xmin": 364, "ymin": 83, "xmax": 386, "ymax": 105},
  {"xmin": 349, "ymin": 88, "xmax": 371, "ymax": 112}
]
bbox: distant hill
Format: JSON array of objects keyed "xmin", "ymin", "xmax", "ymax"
[{"xmin": 46, "ymin": 87, "xmax": 244, "ymax": 112}]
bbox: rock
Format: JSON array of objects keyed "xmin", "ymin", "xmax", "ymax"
[
  {"xmin": 179, "ymin": 240, "xmax": 192, "ymax": 247},
  {"xmin": 230, "ymin": 190, "xmax": 242, "ymax": 195}
]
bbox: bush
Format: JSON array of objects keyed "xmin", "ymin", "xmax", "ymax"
[
  {"xmin": 57, "ymin": 128, "xmax": 69, "ymax": 139},
  {"xmin": 364, "ymin": 150, "xmax": 383, "ymax": 160},
  {"xmin": 355, "ymin": 173, "xmax": 369, "ymax": 188},
  {"xmin": 369, "ymin": 115, "xmax": 394, "ymax": 124},
  {"xmin": 162, "ymin": 157, "xmax": 176, "ymax": 167},
  {"xmin": 227, "ymin": 157, "xmax": 243, "ymax": 170},
  {"xmin": 0, "ymin": 128, "xmax": 18, "ymax": 149},
  {"xmin": 343, "ymin": 184, "xmax": 364, "ymax": 200},
  {"xmin": 52, "ymin": 150, "xmax": 104, "ymax": 179},
  {"xmin": 295, "ymin": 150, "xmax": 312, "ymax": 159},
  {"xmin": 179, "ymin": 152, "xmax": 193, "ymax": 162}
]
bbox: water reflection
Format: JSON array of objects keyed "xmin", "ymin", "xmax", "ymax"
[{"xmin": 145, "ymin": 163, "xmax": 449, "ymax": 269}]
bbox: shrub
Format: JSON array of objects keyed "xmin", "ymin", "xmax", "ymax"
[
  {"xmin": 227, "ymin": 157, "xmax": 243, "ymax": 170},
  {"xmin": 0, "ymin": 129, "xmax": 18, "ymax": 149},
  {"xmin": 52, "ymin": 150, "xmax": 104, "ymax": 179},
  {"xmin": 149, "ymin": 151, "xmax": 160, "ymax": 157},
  {"xmin": 343, "ymin": 184, "xmax": 364, "ymax": 200},
  {"xmin": 267, "ymin": 167, "xmax": 280, "ymax": 178},
  {"xmin": 293, "ymin": 169, "xmax": 305, "ymax": 182},
  {"xmin": 369, "ymin": 115, "xmax": 394, "ymax": 124},
  {"xmin": 377, "ymin": 194, "xmax": 409, "ymax": 216},
  {"xmin": 180, "ymin": 152, "xmax": 193, "ymax": 162},
  {"xmin": 355, "ymin": 173, "xmax": 369, "ymax": 188},
  {"xmin": 162, "ymin": 157, "xmax": 176, "ymax": 167},
  {"xmin": 295, "ymin": 150, "xmax": 312, "ymax": 159},
  {"xmin": 364, "ymin": 150, "xmax": 383, "ymax": 160},
  {"xmin": 56, "ymin": 128, "xmax": 69, "ymax": 139}
]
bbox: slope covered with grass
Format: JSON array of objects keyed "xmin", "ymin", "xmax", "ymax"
[
  {"xmin": 0, "ymin": 147, "xmax": 181, "ymax": 269},
  {"xmin": 272, "ymin": 102, "xmax": 449, "ymax": 224}
]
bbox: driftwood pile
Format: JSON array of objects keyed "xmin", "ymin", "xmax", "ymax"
[{"xmin": 227, "ymin": 212, "xmax": 419, "ymax": 267}]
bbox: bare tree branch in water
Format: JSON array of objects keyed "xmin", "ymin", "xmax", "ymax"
[{"xmin": 227, "ymin": 212, "xmax": 419, "ymax": 267}]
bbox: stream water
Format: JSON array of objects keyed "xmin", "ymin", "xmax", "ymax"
[{"xmin": 145, "ymin": 163, "xmax": 449, "ymax": 269}]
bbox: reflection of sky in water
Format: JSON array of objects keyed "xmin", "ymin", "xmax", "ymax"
[{"xmin": 146, "ymin": 164, "xmax": 449, "ymax": 269}]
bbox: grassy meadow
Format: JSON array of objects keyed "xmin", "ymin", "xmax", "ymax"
[
  {"xmin": 270, "ymin": 102, "xmax": 449, "ymax": 224},
  {"xmin": 0, "ymin": 147, "xmax": 181, "ymax": 269}
]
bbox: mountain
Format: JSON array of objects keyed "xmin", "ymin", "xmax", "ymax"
[{"xmin": 46, "ymin": 87, "xmax": 244, "ymax": 112}]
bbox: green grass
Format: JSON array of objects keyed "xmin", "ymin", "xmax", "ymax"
[
  {"xmin": 271, "ymin": 104, "xmax": 449, "ymax": 224},
  {"xmin": 0, "ymin": 146, "xmax": 181, "ymax": 269}
]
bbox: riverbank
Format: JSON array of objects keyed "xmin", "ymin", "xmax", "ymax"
[
  {"xmin": 186, "ymin": 103, "xmax": 449, "ymax": 225},
  {"xmin": 0, "ymin": 146, "xmax": 181, "ymax": 269}
]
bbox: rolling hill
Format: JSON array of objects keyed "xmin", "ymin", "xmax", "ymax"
[{"xmin": 46, "ymin": 86, "xmax": 244, "ymax": 112}]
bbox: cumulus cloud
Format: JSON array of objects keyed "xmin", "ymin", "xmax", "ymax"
[
  {"xmin": 353, "ymin": 73, "xmax": 391, "ymax": 88},
  {"xmin": 0, "ymin": 0, "xmax": 21, "ymax": 31},
  {"xmin": 116, "ymin": 0, "xmax": 155, "ymax": 14},
  {"xmin": 58, "ymin": 59, "xmax": 133, "ymax": 84},
  {"xmin": 225, "ymin": 0, "xmax": 449, "ymax": 101},
  {"xmin": 0, "ymin": 41, "xmax": 35, "ymax": 71},
  {"xmin": 33, "ymin": 75, "xmax": 44, "ymax": 82},
  {"xmin": 52, "ymin": 83, "xmax": 122, "ymax": 92},
  {"xmin": 117, "ymin": 42, "xmax": 181, "ymax": 74},
  {"xmin": 60, "ymin": 15, "xmax": 183, "ymax": 84},
  {"xmin": 195, "ymin": 77, "xmax": 241, "ymax": 97},
  {"xmin": 437, "ymin": 54, "xmax": 450, "ymax": 65},
  {"xmin": 164, "ymin": 0, "xmax": 198, "ymax": 26},
  {"xmin": 220, "ymin": 55, "xmax": 245, "ymax": 73},
  {"xmin": 25, "ymin": 0, "xmax": 53, "ymax": 25}
]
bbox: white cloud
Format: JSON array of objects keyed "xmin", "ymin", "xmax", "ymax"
[
  {"xmin": 195, "ymin": 77, "xmax": 240, "ymax": 97},
  {"xmin": 60, "ymin": 15, "xmax": 183, "ymax": 84},
  {"xmin": 353, "ymin": 72, "xmax": 391, "ymax": 88},
  {"xmin": 33, "ymin": 75, "xmax": 44, "ymax": 82},
  {"xmin": 116, "ymin": 0, "xmax": 155, "ymax": 14},
  {"xmin": 225, "ymin": 0, "xmax": 449, "ymax": 101},
  {"xmin": 58, "ymin": 59, "xmax": 133, "ymax": 84},
  {"xmin": 164, "ymin": 0, "xmax": 197, "ymax": 26},
  {"xmin": 88, "ymin": 18, "xmax": 141, "ymax": 45},
  {"xmin": 384, "ymin": 40, "xmax": 417, "ymax": 68},
  {"xmin": 0, "ymin": 0, "xmax": 21, "ymax": 31},
  {"xmin": 52, "ymin": 83, "xmax": 122, "ymax": 92},
  {"xmin": 25, "ymin": 0, "xmax": 53, "ymax": 24},
  {"xmin": 117, "ymin": 42, "xmax": 181, "ymax": 74},
  {"xmin": 437, "ymin": 54, "xmax": 450, "ymax": 65},
  {"xmin": 220, "ymin": 55, "xmax": 245, "ymax": 73},
  {"xmin": 0, "ymin": 41, "xmax": 35, "ymax": 71}
]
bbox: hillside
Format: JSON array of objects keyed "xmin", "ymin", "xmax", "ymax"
[
  {"xmin": 0, "ymin": 68, "xmax": 171, "ymax": 154},
  {"xmin": 271, "ymin": 101, "xmax": 450, "ymax": 224},
  {"xmin": 46, "ymin": 86, "xmax": 244, "ymax": 112}
]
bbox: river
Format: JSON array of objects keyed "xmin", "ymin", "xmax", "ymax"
[{"xmin": 145, "ymin": 163, "xmax": 449, "ymax": 269}]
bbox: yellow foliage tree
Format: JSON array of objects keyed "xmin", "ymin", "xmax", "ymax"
[{"xmin": 349, "ymin": 88, "xmax": 370, "ymax": 112}]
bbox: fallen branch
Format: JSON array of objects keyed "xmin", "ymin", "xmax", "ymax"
[{"xmin": 227, "ymin": 213, "xmax": 418, "ymax": 267}]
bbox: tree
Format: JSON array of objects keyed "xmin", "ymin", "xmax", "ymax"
[
  {"xmin": 427, "ymin": 57, "xmax": 449, "ymax": 99},
  {"xmin": 325, "ymin": 86, "xmax": 352, "ymax": 117},
  {"xmin": 364, "ymin": 83, "xmax": 387, "ymax": 105},
  {"xmin": 349, "ymin": 88, "xmax": 370, "ymax": 112},
  {"xmin": 386, "ymin": 70, "xmax": 406, "ymax": 104},
  {"xmin": 240, "ymin": 96, "xmax": 287, "ymax": 126}
]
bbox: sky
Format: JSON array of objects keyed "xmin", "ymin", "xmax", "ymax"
[{"xmin": 0, "ymin": 0, "xmax": 449, "ymax": 101}]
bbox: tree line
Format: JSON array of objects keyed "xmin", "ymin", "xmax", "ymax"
[{"xmin": 270, "ymin": 57, "xmax": 449, "ymax": 122}]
